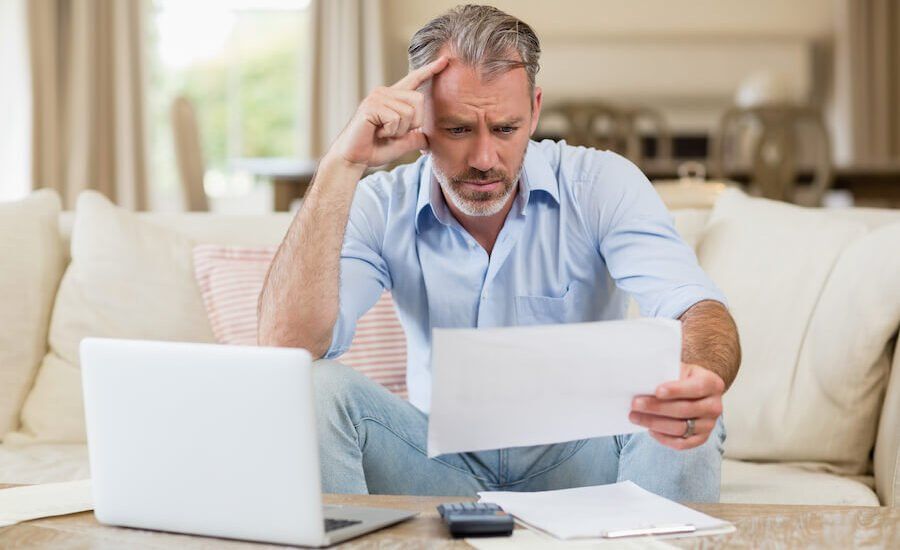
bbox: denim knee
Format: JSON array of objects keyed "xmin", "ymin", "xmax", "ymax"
[
  {"xmin": 311, "ymin": 360, "xmax": 372, "ymax": 419},
  {"xmin": 312, "ymin": 360, "xmax": 365, "ymax": 399}
]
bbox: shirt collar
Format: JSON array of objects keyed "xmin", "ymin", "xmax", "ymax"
[{"xmin": 415, "ymin": 140, "xmax": 559, "ymax": 234}]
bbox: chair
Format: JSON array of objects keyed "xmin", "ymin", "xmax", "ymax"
[
  {"xmin": 541, "ymin": 101, "xmax": 672, "ymax": 164},
  {"xmin": 709, "ymin": 104, "xmax": 833, "ymax": 205},
  {"xmin": 170, "ymin": 96, "xmax": 209, "ymax": 211}
]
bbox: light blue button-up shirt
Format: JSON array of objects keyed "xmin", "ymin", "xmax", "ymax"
[{"xmin": 325, "ymin": 140, "xmax": 725, "ymax": 413}]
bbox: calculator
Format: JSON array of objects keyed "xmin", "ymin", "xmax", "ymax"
[{"xmin": 436, "ymin": 502, "xmax": 515, "ymax": 538}]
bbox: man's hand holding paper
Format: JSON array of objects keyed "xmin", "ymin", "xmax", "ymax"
[{"xmin": 631, "ymin": 362, "xmax": 726, "ymax": 450}]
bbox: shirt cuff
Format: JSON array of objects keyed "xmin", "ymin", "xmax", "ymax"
[
  {"xmin": 323, "ymin": 312, "xmax": 353, "ymax": 359},
  {"xmin": 655, "ymin": 285, "xmax": 729, "ymax": 320}
]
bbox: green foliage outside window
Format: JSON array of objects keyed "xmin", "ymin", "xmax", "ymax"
[{"xmin": 148, "ymin": 5, "xmax": 310, "ymax": 209}]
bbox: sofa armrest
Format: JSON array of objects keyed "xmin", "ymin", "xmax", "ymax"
[{"xmin": 875, "ymin": 335, "xmax": 900, "ymax": 506}]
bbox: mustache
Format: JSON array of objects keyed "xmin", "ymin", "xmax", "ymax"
[{"xmin": 450, "ymin": 168, "xmax": 509, "ymax": 184}]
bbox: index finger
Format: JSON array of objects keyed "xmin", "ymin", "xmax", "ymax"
[
  {"xmin": 655, "ymin": 376, "xmax": 714, "ymax": 400},
  {"xmin": 392, "ymin": 55, "xmax": 450, "ymax": 90}
]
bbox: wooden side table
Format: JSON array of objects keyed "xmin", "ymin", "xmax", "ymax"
[{"xmin": 230, "ymin": 158, "xmax": 319, "ymax": 212}]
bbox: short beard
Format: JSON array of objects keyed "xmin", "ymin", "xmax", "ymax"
[{"xmin": 433, "ymin": 158, "xmax": 523, "ymax": 217}]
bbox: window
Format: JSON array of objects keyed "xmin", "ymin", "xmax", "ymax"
[
  {"xmin": 0, "ymin": 0, "xmax": 31, "ymax": 202},
  {"xmin": 148, "ymin": 0, "xmax": 311, "ymax": 211}
]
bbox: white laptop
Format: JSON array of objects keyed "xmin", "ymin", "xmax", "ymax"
[{"xmin": 80, "ymin": 338, "xmax": 417, "ymax": 547}]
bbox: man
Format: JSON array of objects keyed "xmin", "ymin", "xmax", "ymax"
[{"xmin": 259, "ymin": 4, "xmax": 740, "ymax": 502}]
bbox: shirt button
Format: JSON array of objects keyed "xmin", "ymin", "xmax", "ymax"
[{"xmin": 481, "ymin": 293, "xmax": 488, "ymax": 301}]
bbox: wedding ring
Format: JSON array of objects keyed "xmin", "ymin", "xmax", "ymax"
[{"xmin": 681, "ymin": 418, "xmax": 696, "ymax": 439}]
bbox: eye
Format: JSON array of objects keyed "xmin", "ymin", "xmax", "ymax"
[
  {"xmin": 447, "ymin": 127, "xmax": 469, "ymax": 135},
  {"xmin": 496, "ymin": 126, "xmax": 518, "ymax": 135}
]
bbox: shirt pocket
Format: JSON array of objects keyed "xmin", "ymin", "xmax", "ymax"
[{"xmin": 515, "ymin": 283, "xmax": 580, "ymax": 326}]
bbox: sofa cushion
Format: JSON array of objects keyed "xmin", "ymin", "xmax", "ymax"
[
  {"xmin": 0, "ymin": 190, "xmax": 65, "ymax": 441},
  {"xmin": 699, "ymin": 189, "xmax": 900, "ymax": 475},
  {"xmin": 0, "ymin": 443, "xmax": 89, "ymax": 484},
  {"xmin": 720, "ymin": 459, "xmax": 879, "ymax": 506},
  {"xmin": 876, "ymin": 336, "xmax": 900, "ymax": 506},
  {"xmin": 192, "ymin": 245, "xmax": 407, "ymax": 396},
  {"xmin": 669, "ymin": 208, "xmax": 711, "ymax": 250},
  {"xmin": 6, "ymin": 192, "xmax": 291, "ymax": 444}
]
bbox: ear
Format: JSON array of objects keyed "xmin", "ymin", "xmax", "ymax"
[{"xmin": 529, "ymin": 86, "xmax": 543, "ymax": 136}]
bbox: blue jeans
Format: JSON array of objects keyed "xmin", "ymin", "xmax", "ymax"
[{"xmin": 313, "ymin": 360, "xmax": 725, "ymax": 502}]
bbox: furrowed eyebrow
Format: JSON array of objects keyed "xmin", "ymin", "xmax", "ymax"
[
  {"xmin": 437, "ymin": 116, "xmax": 476, "ymax": 126},
  {"xmin": 437, "ymin": 116, "xmax": 524, "ymax": 126},
  {"xmin": 494, "ymin": 117, "xmax": 524, "ymax": 126}
]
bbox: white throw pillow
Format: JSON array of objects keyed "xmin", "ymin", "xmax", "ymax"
[
  {"xmin": 698, "ymin": 189, "xmax": 900, "ymax": 475},
  {"xmin": 6, "ymin": 192, "xmax": 219, "ymax": 444},
  {"xmin": 0, "ymin": 190, "xmax": 64, "ymax": 440}
]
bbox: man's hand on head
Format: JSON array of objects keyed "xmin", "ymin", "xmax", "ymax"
[
  {"xmin": 329, "ymin": 55, "xmax": 449, "ymax": 170},
  {"xmin": 629, "ymin": 363, "xmax": 725, "ymax": 451}
]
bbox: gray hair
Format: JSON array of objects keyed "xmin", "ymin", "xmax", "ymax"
[{"xmin": 408, "ymin": 4, "xmax": 541, "ymax": 95}]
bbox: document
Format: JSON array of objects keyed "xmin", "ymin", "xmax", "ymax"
[
  {"xmin": 467, "ymin": 529, "xmax": 678, "ymax": 549},
  {"xmin": 478, "ymin": 481, "xmax": 734, "ymax": 540},
  {"xmin": 0, "ymin": 479, "xmax": 93, "ymax": 527},
  {"xmin": 427, "ymin": 318, "xmax": 681, "ymax": 457}
]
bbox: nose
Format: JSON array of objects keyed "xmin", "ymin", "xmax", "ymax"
[{"xmin": 468, "ymin": 128, "xmax": 499, "ymax": 173}]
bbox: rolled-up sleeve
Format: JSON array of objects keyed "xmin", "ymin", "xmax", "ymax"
[
  {"xmin": 578, "ymin": 152, "xmax": 726, "ymax": 319},
  {"xmin": 323, "ymin": 177, "xmax": 392, "ymax": 359}
]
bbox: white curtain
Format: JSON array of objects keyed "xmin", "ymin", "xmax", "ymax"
[
  {"xmin": 310, "ymin": 0, "xmax": 386, "ymax": 157},
  {"xmin": 832, "ymin": 0, "xmax": 900, "ymax": 164},
  {"xmin": 0, "ymin": 0, "xmax": 31, "ymax": 201},
  {"xmin": 28, "ymin": 0, "xmax": 149, "ymax": 210}
]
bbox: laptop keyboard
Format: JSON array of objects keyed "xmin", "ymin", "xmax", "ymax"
[{"xmin": 324, "ymin": 518, "xmax": 362, "ymax": 532}]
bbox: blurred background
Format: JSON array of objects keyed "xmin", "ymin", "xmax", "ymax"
[{"xmin": 0, "ymin": 0, "xmax": 897, "ymax": 212}]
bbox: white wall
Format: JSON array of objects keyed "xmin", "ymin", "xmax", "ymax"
[
  {"xmin": 383, "ymin": 0, "xmax": 835, "ymax": 132},
  {"xmin": 385, "ymin": 0, "xmax": 834, "ymax": 45},
  {"xmin": 0, "ymin": 0, "xmax": 31, "ymax": 201}
]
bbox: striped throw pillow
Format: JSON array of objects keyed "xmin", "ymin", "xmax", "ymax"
[{"xmin": 192, "ymin": 245, "xmax": 408, "ymax": 397}]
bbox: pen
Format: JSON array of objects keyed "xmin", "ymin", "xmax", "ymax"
[{"xmin": 603, "ymin": 524, "xmax": 697, "ymax": 538}]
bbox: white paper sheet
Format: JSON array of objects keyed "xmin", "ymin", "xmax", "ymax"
[
  {"xmin": 478, "ymin": 481, "xmax": 734, "ymax": 540},
  {"xmin": 427, "ymin": 318, "xmax": 681, "ymax": 457},
  {"xmin": 0, "ymin": 479, "xmax": 93, "ymax": 527},
  {"xmin": 467, "ymin": 529, "xmax": 679, "ymax": 549}
]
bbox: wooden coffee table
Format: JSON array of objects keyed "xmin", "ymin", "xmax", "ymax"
[{"xmin": 1, "ymin": 486, "xmax": 897, "ymax": 548}]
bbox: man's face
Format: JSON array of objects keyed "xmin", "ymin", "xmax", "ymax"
[{"xmin": 423, "ymin": 53, "xmax": 542, "ymax": 217}]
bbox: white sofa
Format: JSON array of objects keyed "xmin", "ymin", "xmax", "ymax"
[{"xmin": 1, "ymin": 188, "xmax": 898, "ymax": 507}]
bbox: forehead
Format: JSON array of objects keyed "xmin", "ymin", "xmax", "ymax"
[{"xmin": 428, "ymin": 56, "xmax": 531, "ymax": 122}]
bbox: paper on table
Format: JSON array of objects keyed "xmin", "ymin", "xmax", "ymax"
[
  {"xmin": 466, "ymin": 529, "xmax": 679, "ymax": 549},
  {"xmin": 0, "ymin": 479, "xmax": 93, "ymax": 527},
  {"xmin": 478, "ymin": 481, "xmax": 734, "ymax": 540},
  {"xmin": 427, "ymin": 318, "xmax": 681, "ymax": 457}
]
